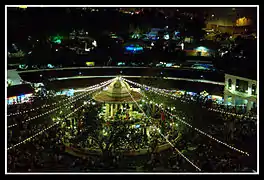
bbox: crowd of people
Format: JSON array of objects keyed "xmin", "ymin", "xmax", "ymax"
[
  {"xmin": 142, "ymin": 125, "xmax": 255, "ymax": 173},
  {"xmin": 7, "ymin": 103, "xmax": 73, "ymax": 149},
  {"xmin": 141, "ymin": 90, "xmax": 257, "ymax": 172},
  {"xmin": 174, "ymin": 92, "xmax": 257, "ymax": 116},
  {"xmin": 6, "ymin": 88, "xmax": 257, "ymax": 173},
  {"xmin": 64, "ymin": 116, "xmax": 179, "ymax": 155}
]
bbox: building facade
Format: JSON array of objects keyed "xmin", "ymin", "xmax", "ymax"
[
  {"xmin": 224, "ymin": 73, "xmax": 257, "ymax": 111},
  {"xmin": 205, "ymin": 20, "xmax": 252, "ymax": 35}
]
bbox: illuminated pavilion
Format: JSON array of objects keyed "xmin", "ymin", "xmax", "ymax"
[{"xmin": 93, "ymin": 77, "xmax": 142, "ymax": 118}]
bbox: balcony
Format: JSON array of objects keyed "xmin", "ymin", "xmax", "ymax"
[{"xmin": 225, "ymin": 88, "xmax": 257, "ymax": 99}]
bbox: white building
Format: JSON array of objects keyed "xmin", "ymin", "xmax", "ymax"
[{"xmin": 224, "ymin": 73, "xmax": 257, "ymax": 111}]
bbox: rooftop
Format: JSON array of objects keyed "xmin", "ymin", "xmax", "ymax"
[
  {"xmin": 226, "ymin": 69, "xmax": 257, "ymax": 81},
  {"xmin": 7, "ymin": 84, "xmax": 34, "ymax": 98},
  {"xmin": 93, "ymin": 78, "xmax": 142, "ymax": 103}
]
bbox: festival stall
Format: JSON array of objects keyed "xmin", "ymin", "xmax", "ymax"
[{"xmin": 7, "ymin": 84, "xmax": 34, "ymax": 105}]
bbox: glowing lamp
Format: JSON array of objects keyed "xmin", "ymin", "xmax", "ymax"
[
  {"xmin": 181, "ymin": 43, "xmax": 184, "ymax": 50},
  {"xmin": 164, "ymin": 34, "xmax": 170, "ymax": 40},
  {"xmin": 125, "ymin": 46, "xmax": 143, "ymax": 51},
  {"xmin": 196, "ymin": 46, "xmax": 208, "ymax": 52},
  {"xmin": 86, "ymin": 62, "xmax": 94, "ymax": 66},
  {"xmin": 18, "ymin": 5, "xmax": 27, "ymax": 9},
  {"xmin": 92, "ymin": 40, "xmax": 97, "ymax": 47}
]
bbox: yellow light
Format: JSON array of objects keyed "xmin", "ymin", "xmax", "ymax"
[
  {"xmin": 86, "ymin": 62, "xmax": 95, "ymax": 66},
  {"xmin": 18, "ymin": 5, "xmax": 27, "ymax": 9}
]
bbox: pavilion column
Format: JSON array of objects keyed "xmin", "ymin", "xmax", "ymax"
[
  {"xmin": 71, "ymin": 119, "xmax": 75, "ymax": 128},
  {"xmin": 152, "ymin": 104, "xmax": 156, "ymax": 114},
  {"xmin": 70, "ymin": 119, "xmax": 74, "ymax": 129},
  {"xmin": 146, "ymin": 127, "xmax": 150, "ymax": 138},
  {"xmin": 111, "ymin": 104, "xmax": 114, "ymax": 116},
  {"xmin": 105, "ymin": 104, "xmax": 109, "ymax": 117},
  {"xmin": 129, "ymin": 104, "xmax": 133, "ymax": 116},
  {"xmin": 115, "ymin": 104, "xmax": 118, "ymax": 115},
  {"xmin": 120, "ymin": 104, "xmax": 123, "ymax": 112}
]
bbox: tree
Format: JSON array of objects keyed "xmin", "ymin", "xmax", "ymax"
[
  {"xmin": 128, "ymin": 24, "xmax": 135, "ymax": 34},
  {"xmin": 148, "ymin": 135, "xmax": 159, "ymax": 154},
  {"xmin": 88, "ymin": 122, "xmax": 130, "ymax": 164},
  {"xmin": 27, "ymin": 41, "xmax": 53, "ymax": 66}
]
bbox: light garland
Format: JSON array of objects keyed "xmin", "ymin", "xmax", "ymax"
[
  {"xmin": 123, "ymin": 78, "xmax": 257, "ymax": 120},
  {"xmin": 208, "ymin": 108, "xmax": 256, "ymax": 120},
  {"xmin": 8, "ymin": 98, "xmax": 99, "ymax": 151},
  {"xmin": 138, "ymin": 91, "xmax": 250, "ymax": 157},
  {"xmin": 120, "ymin": 77, "xmax": 202, "ymax": 172},
  {"xmin": 7, "ymin": 91, "xmax": 91, "ymax": 128},
  {"xmin": 7, "ymin": 78, "xmax": 116, "ymax": 117},
  {"xmin": 7, "ymin": 80, "xmax": 113, "ymax": 129},
  {"xmin": 7, "ymin": 97, "xmax": 99, "ymax": 151},
  {"xmin": 165, "ymin": 108, "xmax": 250, "ymax": 156},
  {"xmin": 7, "ymin": 103, "xmax": 88, "ymax": 151}
]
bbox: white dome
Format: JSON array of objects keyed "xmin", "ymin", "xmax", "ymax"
[
  {"xmin": 105, "ymin": 79, "xmax": 132, "ymax": 98},
  {"xmin": 93, "ymin": 78, "xmax": 142, "ymax": 103}
]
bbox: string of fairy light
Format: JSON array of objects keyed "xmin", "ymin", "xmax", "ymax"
[
  {"xmin": 122, "ymin": 78, "xmax": 257, "ymax": 120},
  {"xmin": 125, "ymin": 78, "xmax": 256, "ymax": 119},
  {"xmin": 207, "ymin": 107, "xmax": 256, "ymax": 119},
  {"xmin": 7, "ymin": 78, "xmax": 116, "ymax": 117},
  {"xmin": 7, "ymin": 103, "xmax": 89, "ymax": 151},
  {"xmin": 149, "ymin": 98, "xmax": 249, "ymax": 156},
  {"xmin": 7, "ymin": 76, "xmax": 252, "ymax": 170},
  {"xmin": 59, "ymin": 104, "xmax": 90, "ymax": 143},
  {"xmin": 120, "ymin": 77, "xmax": 202, "ymax": 172},
  {"xmin": 7, "ymin": 79, "xmax": 110, "ymax": 150},
  {"xmin": 8, "ymin": 90, "xmax": 93, "ymax": 128},
  {"xmin": 125, "ymin": 80, "xmax": 250, "ymax": 157},
  {"xmin": 7, "ymin": 78, "xmax": 116, "ymax": 128}
]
